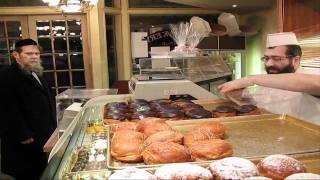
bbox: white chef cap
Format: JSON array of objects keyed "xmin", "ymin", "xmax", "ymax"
[{"xmin": 266, "ymin": 32, "xmax": 298, "ymax": 47}]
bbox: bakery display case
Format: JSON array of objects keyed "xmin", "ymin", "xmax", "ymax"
[
  {"xmin": 56, "ymin": 89, "xmax": 118, "ymax": 136},
  {"xmin": 42, "ymin": 94, "xmax": 320, "ymax": 180},
  {"xmin": 138, "ymin": 55, "xmax": 232, "ymax": 81},
  {"xmin": 136, "ymin": 55, "xmax": 232, "ymax": 94}
]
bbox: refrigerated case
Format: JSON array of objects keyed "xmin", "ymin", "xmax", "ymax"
[{"xmin": 42, "ymin": 94, "xmax": 320, "ymax": 179}]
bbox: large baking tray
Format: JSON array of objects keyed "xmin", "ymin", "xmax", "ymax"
[{"xmin": 107, "ymin": 114, "xmax": 320, "ymax": 172}]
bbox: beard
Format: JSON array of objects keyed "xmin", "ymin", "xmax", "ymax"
[
  {"xmin": 265, "ymin": 63, "xmax": 296, "ymax": 74},
  {"xmin": 19, "ymin": 60, "xmax": 44, "ymax": 76}
]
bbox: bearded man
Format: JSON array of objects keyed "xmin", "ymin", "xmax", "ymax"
[
  {"xmin": 0, "ymin": 39, "xmax": 57, "ymax": 179},
  {"xmin": 217, "ymin": 32, "xmax": 320, "ymax": 96}
]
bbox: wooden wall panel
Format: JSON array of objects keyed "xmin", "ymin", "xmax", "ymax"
[{"xmin": 283, "ymin": 0, "xmax": 320, "ymax": 38}]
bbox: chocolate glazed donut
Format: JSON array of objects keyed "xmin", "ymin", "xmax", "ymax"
[
  {"xmin": 185, "ymin": 108, "xmax": 212, "ymax": 119},
  {"xmin": 212, "ymin": 105, "xmax": 237, "ymax": 117},
  {"xmin": 131, "ymin": 111, "xmax": 157, "ymax": 121},
  {"xmin": 158, "ymin": 110, "xmax": 185, "ymax": 120},
  {"xmin": 237, "ymin": 105, "xmax": 260, "ymax": 116}
]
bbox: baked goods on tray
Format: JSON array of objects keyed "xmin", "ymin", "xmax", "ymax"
[{"xmin": 257, "ymin": 154, "xmax": 306, "ymax": 180}]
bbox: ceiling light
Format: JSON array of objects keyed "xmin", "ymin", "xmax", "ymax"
[
  {"xmin": 232, "ymin": 4, "xmax": 237, "ymax": 8},
  {"xmin": 43, "ymin": 0, "xmax": 99, "ymax": 13}
]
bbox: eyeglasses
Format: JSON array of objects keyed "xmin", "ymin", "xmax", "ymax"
[{"xmin": 260, "ymin": 56, "xmax": 292, "ymax": 63}]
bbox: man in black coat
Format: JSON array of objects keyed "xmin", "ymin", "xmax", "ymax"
[{"xmin": 0, "ymin": 39, "xmax": 57, "ymax": 179}]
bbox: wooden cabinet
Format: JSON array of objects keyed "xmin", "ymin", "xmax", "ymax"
[
  {"xmin": 283, "ymin": 0, "xmax": 320, "ymax": 38},
  {"xmin": 197, "ymin": 35, "xmax": 245, "ymax": 50}
]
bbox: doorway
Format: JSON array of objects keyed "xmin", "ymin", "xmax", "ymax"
[{"xmin": 0, "ymin": 15, "xmax": 91, "ymax": 95}]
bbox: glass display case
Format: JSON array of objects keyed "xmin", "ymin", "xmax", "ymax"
[
  {"xmin": 137, "ymin": 55, "xmax": 232, "ymax": 93},
  {"xmin": 204, "ymin": 50, "xmax": 246, "ymax": 80},
  {"xmin": 56, "ymin": 89, "xmax": 118, "ymax": 136},
  {"xmin": 138, "ymin": 55, "xmax": 231, "ymax": 81},
  {"xmin": 42, "ymin": 94, "xmax": 320, "ymax": 180},
  {"xmin": 42, "ymin": 94, "xmax": 132, "ymax": 180}
]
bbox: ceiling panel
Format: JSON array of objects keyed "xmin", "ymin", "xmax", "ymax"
[
  {"xmin": 165, "ymin": 0, "xmax": 275, "ymax": 14},
  {"xmin": 0, "ymin": 0, "xmax": 275, "ymax": 14}
]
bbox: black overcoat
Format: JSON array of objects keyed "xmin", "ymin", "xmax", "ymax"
[{"xmin": 0, "ymin": 63, "xmax": 57, "ymax": 179}]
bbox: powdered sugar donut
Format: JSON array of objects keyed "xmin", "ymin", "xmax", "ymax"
[
  {"xmin": 285, "ymin": 173, "xmax": 320, "ymax": 180},
  {"xmin": 155, "ymin": 163, "xmax": 213, "ymax": 180},
  {"xmin": 208, "ymin": 157, "xmax": 258, "ymax": 179},
  {"xmin": 257, "ymin": 154, "xmax": 306, "ymax": 180},
  {"xmin": 108, "ymin": 167, "xmax": 156, "ymax": 180}
]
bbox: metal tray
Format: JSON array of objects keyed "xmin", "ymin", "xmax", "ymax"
[{"xmin": 107, "ymin": 114, "xmax": 320, "ymax": 171}]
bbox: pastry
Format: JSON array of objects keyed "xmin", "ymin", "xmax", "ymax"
[
  {"xmin": 184, "ymin": 121, "xmax": 225, "ymax": 147},
  {"xmin": 155, "ymin": 163, "xmax": 213, "ymax": 180},
  {"xmin": 104, "ymin": 112, "xmax": 131, "ymax": 121},
  {"xmin": 244, "ymin": 176, "xmax": 271, "ymax": 180},
  {"xmin": 257, "ymin": 154, "xmax": 306, "ymax": 180},
  {"xmin": 109, "ymin": 167, "xmax": 156, "ymax": 180},
  {"xmin": 237, "ymin": 105, "xmax": 260, "ymax": 116},
  {"xmin": 209, "ymin": 157, "xmax": 258, "ymax": 180},
  {"xmin": 141, "ymin": 130, "xmax": 184, "ymax": 151},
  {"xmin": 212, "ymin": 105, "xmax": 237, "ymax": 117},
  {"xmin": 111, "ymin": 121, "xmax": 141, "ymax": 134},
  {"xmin": 188, "ymin": 139, "xmax": 233, "ymax": 161},
  {"xmin": 131, "ymin": 111, "xmax": 157, "ymax": 121},
  {"xmin": 172, "ymin": 101, "xmax": 194, "ymax": 108},
  {"xmin": 141, "ymin": 142, "xmax": 191, "ymax": 164},
  {"xmin": 185, "ymin": 108, "xmax": 213, "ymax": 119},
  {"xmin": 129, "ymin": 99, "xmax": 149, "ymax": 109},
  {"xmin": 137, "ymin": 117, "xmax": 166, "ymax": 131},
  {"xmin": 141, "ymin": 122, "xmax": 173, "ymax": 137},
  {"xmin": 104, "ymin": 102, "xmax": 129, "ymax": 114},
  {"xmin": 103, "ymin": 119, "xmax": 120, "ymax": 125},
  {"xmin": 285, "ymin": 173, "xmax": 320, "ymax": 180},
  {"xmin": 105, "ymin": 102, "xmax": 128, "ymax": 110},
  {"xmin": 149, "ymin": 99, "xmax": 172, "ymax": 104},
  {"xmin": 158, "ymin": 110, "xmax": 184, "ymax": 120},
  {"xmin": 181, "ymin": 103, "xmax": 205, "ymax": 113},
  {"xmin": 111, "ymin": 130, "xmax": 145, "ymax": 162}
]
